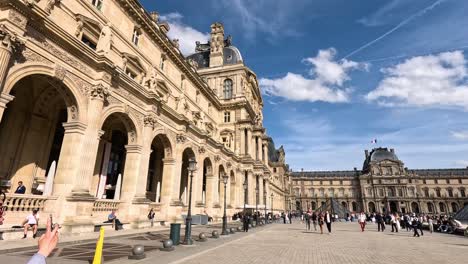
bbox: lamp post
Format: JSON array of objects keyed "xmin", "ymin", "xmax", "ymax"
[
  {"xmin": 255, "ymin": 187, "xmax": 259, "ymax": 225},
  {"xmin": 263, "ymin": 189, "xmax": 267, "ymax": 224},
  {"xmin": 183, "ymin": 158, "xmax": 197, "ymax": 245},
  {"xmin": 221, "ymin": 172, "xmax": 229, "ymax": 235},
  {"xmin": 270, "ymin": 193, "xmax": 274, "ymax": 215}
]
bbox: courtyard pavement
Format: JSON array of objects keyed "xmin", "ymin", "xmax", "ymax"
[{"xmin": 1, "ymin": 220, "xmax": 467, "ymax": 263}]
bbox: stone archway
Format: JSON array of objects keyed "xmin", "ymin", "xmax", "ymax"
[
  {"xmin": 202, "ymin": 158, "xmax": 213, "ymax": 205},
  {"xmin": 146, "ymin": 134, "xmax": 172, "ymax": 202},
  {"xmin": 451, "ymin": 202, "xmax": 459, "ymax": 213},
  {"xmin": 411, "ymin": 202, "xmax": 420, "ymax": 214},
  {"xmin": 368, "ymin": 202, "xmax": 376, "ymax": 213},
  {"xmin": 179, "ymin": 148, "xmax": 195, "ymax": 204},
  {"xmin": 0, "ymin": 74, "xmax": 80, "ymax": 194},
  {"xmin": 93, "ymin": 112, "xmax": 137, "ymax": 200}
]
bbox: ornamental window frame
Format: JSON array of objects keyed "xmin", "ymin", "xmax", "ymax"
[
  {"xmin": 75, "ymin": 14, "xmax": 102, "ymax": 50},
  {"xmin": 91, "ymin": 0, "xmax": 104, "ymax": 11},
  {"xmin": 132, "ymin": 26, "xmax": 142, "ymax": 46},
  {"xmin": 223, "ymin": 79, "xmax": 233, "ymax": 99}
]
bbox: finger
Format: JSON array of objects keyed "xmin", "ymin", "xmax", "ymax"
[
  {"xmin": 46, "ymin": 216, "xmax": 51, "ymax": 233},
  {"xmin": 51, "ymin": 222, "xmax": 59, "ymax": 237}
]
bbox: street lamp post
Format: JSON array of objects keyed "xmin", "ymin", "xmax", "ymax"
[
  {"xmin": 270, "ymin": 193, "xmax": 274, "ymax": 215},
  {"xmin": 263, "ymin": 189, "xmax": 267, "ymax": 224},
  {"xmin": 221, "ymin": 172, "xmax": 229, "ymax": 235},
  {"xmin": 243, "ymin": 181, "xmax": 247, "ymax": 217},
  {"xmin": 183, "ymin": 158, "xmax": 197, "ymax": 245},
  {"xmin": 255, "ymin": 187, "xmax": 259, "ymax": 225}
]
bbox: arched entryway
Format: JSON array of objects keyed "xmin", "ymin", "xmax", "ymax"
[
  {"xmin": 389, "ymin": 201, "xmax": 398, "ymax": 213},
  {"xmin": 341, "ymin": 201, "xmax": 348, "ymax": 210},
  {"xmin": 202, "ymin": 158, "xmax": 213, "ymax": 205},
  {"xmin": 179, "ymin": 148, "xmax": 196, "ymax": 204},
  {"xmin": 229, "ymin": 170, "xmax": 236, "ymax": 206},
  {"xmin": 368, "ymin": 202, "xmax": 376, "ymax": 213},
  {"xmin": 296, "ymin": 201, "xmax": 301, "ymax": 211},
  {"xmin": 411, "ymin": 202, "xmax": 419, "ymax": 214},
  {"xmin": 146, "ymin": 134, "xmax": 172, "ymax": 202},
  {"xmin": 451, "ymin": 202, "xmax": 459, "ymax": 213},
  {"xmin": 427, "ymin": 202, "xmax": 434, "ymax": 213},
  {"xmin": 94, "ymin": 112, "xmax": 136, "ymax": 199},
  {"xmin": 311, "ymin": 201, "xmax": 317, "ymax": 210},
  {"xmin": 0, "ymin": 74, "xmax": 79, "ymax": 194},
  {"xmin": 352, "ymin": 202, "xmax": 358, "ymax": 212},
  {"xmin": 439, "ymin": 202, "xmax": 446, "ymax": 213}
]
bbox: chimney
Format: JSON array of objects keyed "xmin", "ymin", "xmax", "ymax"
[
  {"xmin": 209, "ymin": 22, "xmax": 224, "ymax": 67},
  {"xmin": 150, "ymin": 11, "xmax": 159, "ymax": 23},
  {"xmin": 365, "ymin": 150, "xmax": 369, "ymax": 158}
]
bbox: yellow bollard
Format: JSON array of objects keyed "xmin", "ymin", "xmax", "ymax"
[{"xmin": 92, "ymin": 227, "xmax": 105, "ymax": 264}]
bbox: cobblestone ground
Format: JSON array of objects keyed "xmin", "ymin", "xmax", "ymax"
[
  {"xmin": 171, "ymin": 221, "xmax": 468, "ymax": 264},
  {"xmin": 3, "ymin": 221, "xmax": 467, "ymax": 263}
]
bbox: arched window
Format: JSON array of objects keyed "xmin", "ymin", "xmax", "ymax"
[
  {"xmin": 436, "ymin": 188, "xmax": 441, "ymax": 197},
  {"xmin": 223, "ymin": 79, "xmax": 233, "ymax": 99},
  {"xmin": 447, "ymin": 188, "xmax": 453, "ymax": 198}
]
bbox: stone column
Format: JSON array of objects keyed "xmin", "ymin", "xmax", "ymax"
[
  {"xmin": 160, "ymin": 158, "xmax": 176, "ymax": 204},
  {"xmin": 263, "ymin": 143, "xmax": 268, "ymax": 165},
  {"xmin": 205, "ymin": 172, "xmax": 215, "ymax": 208},
  {"xmin": 169, "ymin": 158, "xmax": 183, "ymax": 205},
  {"xmin": 120, "ymin": 144, "xmax": 144, "ymax": 202},
  {"xmin": 258, "ymin": 176, "xmax": 264, "ymax": 208},
  {"xmin": 0, "ymin": 93, "xmax": 14, "ymax": 123},
  {"xmin": 246, "ymin": 129, "xmax": 252, "ymax": 157},
  {"xmin": 257, "ymin": 138, "xmax": 263, "ymax": 161},
  {"xmin": 249, "ymin": 170, "xmax": 255, "ymax": 206},
  {"xmin": 193, "ymin": 157, "xmax": 204, "ymax": 207},
  {"xmin": 240, "ymin": 128, "xmax": 245, "ymax": 155},
  {"xmin": 72, "ymin": 84, "xmax": 108, "ymax": 197},
  {"xmin": 134, "ymin": 116, "xmax": 157, "ymax": 201},
  {"xmin": 53, "ymin": 122, "xmax": 87, "ymax": 196},
  {"xmin": 0, "ymin": 25, "xmax": 20, "ymax": 95}
]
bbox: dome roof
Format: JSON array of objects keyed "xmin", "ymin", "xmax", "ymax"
[
  {"xmin": 186, "ymin": 37, "xmax": 243, "ymax": 69},
  {"xmin": 370, "ymin": 148, "xmax": 399, "ymax": 162}
]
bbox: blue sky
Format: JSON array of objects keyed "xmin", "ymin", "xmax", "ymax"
[{"xmin": 141, "ymin": 0, "xmax": 468, "ymax": 171}]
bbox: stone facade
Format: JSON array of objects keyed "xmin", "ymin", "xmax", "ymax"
[
  {"xmin": 0, "ymin": 0, "xmax": 290, "ymax": 234},
  {"xmin": 291, "ymin": 148, "xmax": 468, "ymax": 215}
]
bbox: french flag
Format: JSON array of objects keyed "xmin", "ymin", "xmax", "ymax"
[{"xmin": 371, "ymin": 139, "xmax": 377, "ymax": 144}]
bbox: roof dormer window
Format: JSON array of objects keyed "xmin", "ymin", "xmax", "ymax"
[
  {"xmin": 132, "ymin": 27, "xmax": 141, "ymax": 46},
  {"xmin": 92, "ymin": 0, "xmax": 103, "ymax": 11}
]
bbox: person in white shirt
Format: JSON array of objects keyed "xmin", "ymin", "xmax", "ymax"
[
  {"xmin": 23, "ymin": 209, "xmax": 39, "ymax": 239},
  {"xmin": 324, "ymin": 211, "xmax": 332, "ymax": 234},
  {"xmin": 358, "ymin": 212, "xmax": 366, "ymax": 232}
]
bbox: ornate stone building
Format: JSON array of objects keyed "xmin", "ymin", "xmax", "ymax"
[
  {"xmin": 291, "ymin": 148, "xmax": 468, "ymax": 215},
  {"xmin": 0, "ymin": 0, "xmax": 290, "ymax": 234}
]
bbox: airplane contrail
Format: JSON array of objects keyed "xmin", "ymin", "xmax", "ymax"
[{"xmin": 343, "ymin": 0, "xmax": 446, "ymax": 60}]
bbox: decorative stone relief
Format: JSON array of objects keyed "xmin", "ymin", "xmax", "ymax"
[
  {"xmin": 8, "ymin": 10, "xmax": 28, "ymax": 30},
  {"xmin": 171, "ymin": 39, "xmax": 179, "ymax": 49},
  {"xmin": 68, "ymin": 75, "xmax": 91, "ymax": 97},
  {"xmin": 14, "ymin": 47, "xmax": 51, "ymax": 65},
  {"xmin": 198, "ymin": 146, "xmax": 206, "ymax": 154},
  {"xmin": 69, "ymin": 105, "xmax": 78, "ymax": 120},
  {"xmin": 176, "ymin": 134, "xmax": 186, "ymax": 144},
  {"xmin": 214, "ymin": 155, "xmax": 221, "ymax": 162},
  {"xmin": 227, "ymin": 162, "xmax": 232, "ymax": 168},
  {"xmin": 54, "ymin": 64, "xmax": 67, "ymax": 81},
  {"xmin": 144, "ymin": 115, "xmax": 157, "ymax": 128},
  {"xmin": 0, "ymin": 24, "xmax": 23, "ymax": 53},
  {"xmin": 44, "ymin": 0, "xmax": 61, "ymax": 14},
  {"xmin": 96, "ymin": 23, "xmax": 112, "ymax": 55},
  {"xmin": 90, "ymin": 83, "xmax": 109, "ymax": 100}
]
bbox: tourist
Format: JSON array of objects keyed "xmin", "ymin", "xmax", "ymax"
[
  {"xmin": 311, "ymin": 211, "xmax": 318, "ymax": 231},
  {"xmin": 428, "ymin": 216, "xmax": 434, "ymax": 233},
  {"xmin": 148, "ymin": 208, "xmax": 155, "ymax": 227},
  {"xmin": 305, "ymin": 210, "xmax": 311, "ymax": 231},
  {"xmin": 318, "ymin": 212, "xmax": 324, "ymax": 234},
  {"xmin": 412, "ymin": 216, "xmax": 420, "ymax": 237},
  {"xmin": 243, "ymin": 214, "xmax": 250, "ymax": 232},
  {"xmin": 285, "ymin": 211, "xmax": 290, "ymax": 224},
  {"xmin": 107, "ymin": 210, "xmax": 122, "ymax": 231},
  {"xmin": 391, "ymin": 214, "xmax": 398, "ymax": 232},
  {"xmin": 289, "ymin": 211, "xmax": 293, "ymax": 224},
  {"xmin": 23, "ymin": 209, "xmax": 39, "ymax": 239},
  {"xmin": 324, "ymin": 211, "xmax": 332, "ymax": 234},
  {"xmin": 417, "ymin": 216, "xmax": 424, "ymax": 236},
  {"xmin": 395, "ymin": 213, "xmax": 401, "ymax": 231},
  {"xmin": 358, "ymin": 211, "xmax": 366, "ymax": 232},
  {"xmin": 15, "ymin": 181, "xmax": 26, "ymax": 194},
  {"xmin": 27, "ymin": 216, "xmax": 59, "ymax": 264},
  {"xmin": 376, "ymin": 212, "xmax": 385, "ymax": 232}
]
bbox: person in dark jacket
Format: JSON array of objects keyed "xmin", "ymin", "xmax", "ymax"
[
  {"xmin": 412, "ymin": 217, "xmax": 420, "ymax": 237},
  {"xmin": 243, "ymin": 214, "xmax": 250, "ymax": 232},
  {"xmin": 376, "ymin": 212, "xmax": 385, "ymax": 232}
]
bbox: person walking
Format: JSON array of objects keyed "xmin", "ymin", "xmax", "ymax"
[
  {"xmin": 318, "ymin": 213, "xmax": 324, "ymax": 234},
  {"xmin": 23, "ymin": 209, "xmax": 39, "ymax": 239},
  {"xmin": 312, "ymin": 211, "xmax": 318, "ymax": 231},
  {"xmin": 243, "ymin": 214, "xmax": 250, "ymax": 232},
  {"xmin": 324, "ymin": 211, "xmax": 332, "ymax": 234},
  {"xmin": 376, "ymin": 212, "xmax": 385, "ymax": 232},
  {"xmin": 417, "ymin": 216, "xmax": 424, "ymax": 236},
  {"xmin": 289, "ymin": 211, "xmax": 293, "ymax": 224},
  {"xmin": 428, "ymin": 216, "xmax": 434, "ymax": 234},
  {"xmin": 305, "ymin": 211, "xmax": 311, "ymax": 231},
  {"xmin": 391, "ymin": 214, "xmax": 398, "ymax": 232},
  {"xmin": 412, "ymin": 217, "xmax": 420, "ymax": 237},
  {"xmin": 148, "ymin": 208, "xmax": 155, "ymax": 227},
  {"xmin": 358, "ymin": 211, "xmax": 366, "ymax": 232}
]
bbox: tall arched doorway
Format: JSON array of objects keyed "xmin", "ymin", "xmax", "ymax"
[
  {"xmin": 146, "ymin": 134, "xmax": 172, "ymax": 202},
  {"xmin": 390, "ymin": 201, "xmax": 398, "ymax": 213},
  {"xmin": 94, "ymin": 113, "xmax": 135, "ymax": 199},
  {"xmin": 451, "ymin": 202, "xmax": 459, "ymax": 213},
  {"xmin": 179, "ymin": 148, "xmax": 195, "ymax": 204},
  {"xmin": 352, "ymin": 202, "xmax": 358, "ymax": 212},
  {"xmin": 202, "ymin": 158, "xmax": 213, "ymax": 205},
  {"xmin": 341, "ymin": 201, "xmax": 348, "ymax": 210},
  {"xmin": 411, "ymin": 202, "xmax": 420, "ymax": 213},
  {"xmin": 311, "ymin": 201, "xmax": 316, "ymax": 210},
  {"xmin": 427, "ymin": 202, "xmax": 434, "ymax": 213},
  {"xmin": 0, "ymin": 75, "xmax": 78, "ymax": 194},
  {"xmin": 439, "ymin": 202, "xmax": 446, "ymax": 213},
  {"xmin": 368, "ymin": 202, "xmax": 376, "ymax": 213}
]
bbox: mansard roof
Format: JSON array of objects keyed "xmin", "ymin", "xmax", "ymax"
[
  {"xmin": 409, "ymin": 168, "xmax": 468, "ymax": 176},
  {"xmin": 291, "ymin": 170, "xmax": 361, "ymax": 178}
]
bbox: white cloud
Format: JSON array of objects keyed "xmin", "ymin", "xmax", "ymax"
[
  {"xmin": 259, "ymin": 48, "xmax": 368, "ymax": 103},
  {"xmin": 455, "ymin": 160, "xmax": 468, "ymax": 167},
  {"xmin": 160, "ymin": 13, "xmax": 209, "ymax": 56},
  {"xmin": 366, "ymin": 50, "xmax": 468, "ymax": 109},
  {"xmin": 452, "ymin": 131, "xmax": 468, "ymax": 140}
]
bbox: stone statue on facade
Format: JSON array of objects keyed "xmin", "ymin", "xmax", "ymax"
[
  {"xmin": 96, "ymin": 23, "xmax": 113, "ymax": 55},
  {"xmin": 144, "ymin": 68, "xmax": 158, "ymax": 91}
]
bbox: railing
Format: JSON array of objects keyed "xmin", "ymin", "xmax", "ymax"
[
  {"xmin": 92, "ymin": 199, "xmax": 121, "ymax": 212},
  {"xmin": 3, "ymin": 194, "xmax": 48, "ymax": 212}
]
